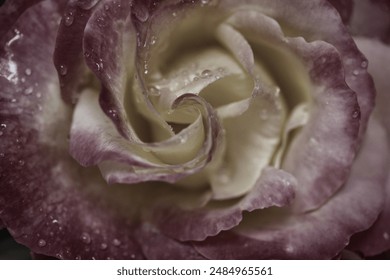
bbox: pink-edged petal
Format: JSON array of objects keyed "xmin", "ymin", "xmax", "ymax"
[
  {"xmin": 221, "ymin": 0, "xmax": 375, "ymax": 143},
  {"xmin": 134, "ymin": 223, "xmax": 206, "ymax": 259},
  {"xmin": 0, "ymin": 2, "xmax": 144, "ymax": 260},
  {"xmin": 194, "ymin": 116, "xmax": 387, "ymax": 259},
  {"xmin": 53, "ymin": 0, "xmax": 102, "ymax": 104},
  {"xmin": 348, "ymin": 37, "xmax": 390, "ymax": 256},
  {"xmin": 150, "ymin": 168, "xmax": 295, "ymax": 242}
]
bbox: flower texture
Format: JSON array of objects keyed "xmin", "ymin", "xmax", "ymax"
[{"xmin": 0, "ymin": 0, "xmax": 389, "ymax": 259}]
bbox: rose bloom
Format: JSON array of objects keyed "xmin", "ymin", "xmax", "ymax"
[{"xmin": 0, "ymin": 0, "xmax": 389, "ymax": 260}]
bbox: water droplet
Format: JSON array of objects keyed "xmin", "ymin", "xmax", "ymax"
[
  {"xmin": 11, "ymin": 98, "xmax": 17, "ymax": 103},
  {"xmin": 384, "ymin": 232, "xmax": 389, "ymax": 240},
  {"xmin": 24, "ymin": 87, "xmax": 33, "ymax": 95},
  {"xmin": 0, "ymin": 123, "xmax": 6, "ymax": 129},
  {"xmin": 112, "ymin": 239, "xmax": 121, "ymax": 246},
  {"xmin": 201, "ymin": 69, "xmax": 212, "ymax": 78},
  {"xmin": 144, "ymin": 69, "xmax": 149, "ymax": 75},
  {"xmin": 96, "ymin": 61, "xmax": 103, "ymax": 71},
  {"xmin": 81, "ymin": 232, "xmax": 91, "ymax": 244},
  {"xmin": 361, "ymin": 60, "xmax": 368, "ymax": 69},
  {"xmin": 179, "ymin": 135, "xmax": 186, "ymax": 143},
  {"xmin": 352, "ymin": 69, "xmax": 359, "ymax": 76},
  {"xmin": 150, "ymin": 36, "xmax": 157, "ymax": 45},
  {"xmin": 25, "ymin": 68, "xmax": 32, "ymax": 76},
  {"xmin": 52, "ymin": 219, "xmax": 59, "ymax": 224},
  {"xmin": 352, "ymin": 110, "xmax": 359, "ymax": 119},
  {"xmin": 18, "ymin": 160, "xmax": 25, "ymax": 166},
  {"xmin": 59, "ymin": 65, "xmax": 67, "ymax": 75},
  {"xmin": 148, "ymin": 86, "xmax": 160, "ymax": 96},
  {"xmin": 172, "ymin": 12, "xmax": 177, "ymax": 17},
  {"xmin": 285, "ymin": 245, "xmax": 294, "ymax": 253},
  {"xmin": 38, "ymin": 239, "xmax": 46, "ymax": 247},
  {"xmin": 100, "ymin": 243, "xmax": 108, "ymax": 250},
  {"xmin": 36, "ymin": 92, "xmax": 42, "ymax": 98},
  {"xmin": 64, "ymin": 11, "xmax": 74, "ymax": 26},
  {"xmin": 0, "ymin": 153, "xmax": 4, "ymax": 158},
  {"xmin": 104, "ymin": 4, "xmax": 110, "ymax": 10},
  {"xmin": 130, "ymin": 254, "xmax": 135, "ymax": 259},
  {"xmin": 201, "ymin": 0, "xmax": 210, "ymax": 5},
  {"xmin": 108, "ymin": 109, "xmax": 117, "ymax": 118}
]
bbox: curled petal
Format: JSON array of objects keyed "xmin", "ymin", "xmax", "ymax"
[{"xmin": 151, "ymin": 168, "xmax": 295, "ymax": 242}]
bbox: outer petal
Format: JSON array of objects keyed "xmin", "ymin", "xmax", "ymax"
[
  {"xmin": 150, "ymin": 168, "xmax": 295, "ymax": 242},
  {"xmin": 348, "ymin": 37, "xmax": 390, "ymax": 256},
  {"xmin": 0, "ymin": 0, "xmax": 45, "ymax": 40},
  {"xmin": 194, "ymin": 117, "xmax": 387, "ymax": 259},
  {"xmin": 0, "ymin": 1, "xmax": 144, "ymax": 260},
  {"xmin": 134, "ymin": 224, "xmax": 206, "ymax": 259}
]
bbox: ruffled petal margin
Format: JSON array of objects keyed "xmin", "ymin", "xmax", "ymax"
[
  {"xmin": 348, "ymin": 37, "xmax": 390, "ymax": 256},
  {"xmin": 194, "ymin": 116, "xmax": 387, "ymax": 259}
]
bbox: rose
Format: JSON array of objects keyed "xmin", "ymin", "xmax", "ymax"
[{"xmin": 0, "ymin": 0, "xmax": 388, "ymax": 259}]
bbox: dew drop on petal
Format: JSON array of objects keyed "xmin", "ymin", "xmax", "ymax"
[
  {"xmin": 38, "ymin": 239, "xmax": 46, "ymax": 247},
  {"xmin": 352, "ymin": 110, "xmax": 359, "ymax": 119},
  {"xmin": 24, "ymin": 87, "xmax": 33, "ymax": 95},
  {"xmin": 150, "ymin": 36, "xmax": 157, "ymax": 45},
  {"xmin": 285, "ymin": 245, "xmax": 294, "ymax": 253},
  {"xmin": 148, "ymin": 86, "xmax": 160, "ymax": 96},
  {"xmin": 361, "ymin": 60, "xmax": 368, "ymax": 69},
  {"xmin": 383, "ymin": 232, "xmax": 389, "ymax": 240},
  {"xmin": 100, "ymin": 243, "xmax": 108, "ymax": 250},
  {"xmin": 112, "ymin": 239, "xmax": 121, "ymax": 246},
  {"xmin": 81, "ymin": 232, "xmax": 91, "ymax": 244},
  {"xmin": 64, "ymin": 11, "xmax": 74, "ymax": 26},
  {"xmin": 352, "ymin": 69, "xmax": 359, "ymax": 76},
  {"xmin": 201, "ymin": 69, "xmax": 212, "ymax": 78},
  {"xmin": 59, "ymin": 65, "xmax": 68, "ymax": 76},
  {"xmin": 25, "ymin": 68, "xmax": 32, "ymax": 76}
]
